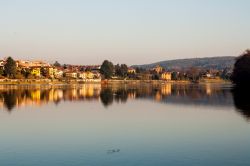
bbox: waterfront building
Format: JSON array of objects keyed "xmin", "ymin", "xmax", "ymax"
[
  {"xmin": 78, "ymin": 72, "xmax": 87, "ymax": 79},
  {"xmin": 30, "ymin": 67, "xmax": 41, "ymax": 77},
  {"xmin": 0, "ymin": 60, "xmax": 4, "ymax": 70},
  {"xmin": 127, "ymin": 67, "xmax": 136, "ymax": 74},
  {"xmin": 65, "ymin": 72, "xmax": 77, "ymax": 78},
  {"xmin": 161, "ymin": 72, "xmax": 172, "ymax": 81},
  {"xmin": 152, "ymin": 65, "xmax": 163, "ymax": 74}
]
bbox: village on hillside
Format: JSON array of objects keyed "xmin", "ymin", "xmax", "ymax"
[{"xmin": 0, "ymin": 57, "xmax": 232, "ymax": 83}]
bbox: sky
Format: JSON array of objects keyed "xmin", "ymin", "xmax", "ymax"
[{"xmin": 0, "ymin": 0, "xmax": 249, "ymax": 65}]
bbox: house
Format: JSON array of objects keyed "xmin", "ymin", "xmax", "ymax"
[
  {"xmin": 32, "ymin": 61, "xmax": 50, "ymax": 67},
  {"xmin": 77, "ymin": 71, "xmax": 94, "ymax": 79},
  {"xmin": 152, "ymin": 65, "xmax": 163, "ymax": 74},
  {"xmin": 202, "ymin": 70, "xmax": 216, "ymax": 79},
  {"xmin": 127, "ymin": 67, "xmax": 136, "ymax": 74},
  {"xmin": 17, "ymin": 60, "xmax": 50, "ymax": 68},
  {"xmin": 65, "ymin": 72, "xmax": 77, "ymax": 78},
  {"xmin": 78, "ymin": 72, "xmax": 87, "ymax": 79},
  {"xmin": 86, "ymin": 71, "xmax": 94, "ymax": 79},
  {"xmin": 161, "ymin": 72, "xmax": 172, "ymax": 81},
  {"xmin": 0, "ymin": 60, "xmax": 4, "ymax": 70},
  {"xmin": 54, "ymin": 68, "xmax": 64, "ymax": 78},
  {"xmin": 30, "ymin": 67, "xmax": 41, "ymax": 77},
  {"xmin": 16, "ymin": 60, "xmax": 29, "ymax": 68},
  {"xmin": 46, "ymin": 67, "xmax": 54, "ymax": 78}
]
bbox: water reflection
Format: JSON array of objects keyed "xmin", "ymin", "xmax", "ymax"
[
  {"xmin": 232, "ymin": 86, "xmax": 250, "ymax": 119},
  {"xmin": 0, "ymin": 84, "xmax": 101, "ymax": 111},
  {"xmin": 0, "ymin": 83, "xmax": 249, "ymax": 119},
  {"xmin": 100, "ymin": 88, "xmax": 114, "ymax": 107},
  {"xmin": 100, "ymin": 83, "xmax": 234, "ymax": 108}
]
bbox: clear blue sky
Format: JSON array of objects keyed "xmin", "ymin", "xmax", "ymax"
[{"xmin": 0, "ymin": 0, "xmax": 249, "ymax": 65}]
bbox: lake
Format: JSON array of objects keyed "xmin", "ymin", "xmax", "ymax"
[{"xmin": 0, "ymin": 83, "xmax": 249, "ymax": 166}]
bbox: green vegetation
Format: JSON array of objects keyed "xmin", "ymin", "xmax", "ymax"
[
  {"xmin": 100, "ymin": 60, "xmax": 114, "ymax": 79},
  {"xmin": 40, "ymin": 67, "xmax": 51, "ymax": 78},
  {"xmin": 53, "ymin": 61, "xmax": 61, "ymax": 67},
  {"xmin": 0, "ymin": 68, "xmax": 4, "ymax": 76},
  {"xmin": 115, "ymin": 64, "xmax": 128, "ymax": 78},
  {"xmin": 4, "ymin": 57, "xmax": 17, "ymax": 78}
]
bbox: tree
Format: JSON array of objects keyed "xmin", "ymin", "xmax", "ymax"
[
  {"xmin": 0, "ymin": 68, "xmax": 4, "ymax": 76},
  {"xmin": 53, "ymin": 61, "xmax": 61, "ymax": 67},
  {"xmin": 21, "ymin": 68, "xmax": 32, "ymax": 78},
  {"xmin": 115, "ymin": 64, "xmax": 128, "ymax": 78},
  {"xmin": 115, "ymin": 64, "xmax": 120, "ymax": 76},
  {"xmin": 100, "ymin": 88, "xmax": 114, "ymax": 107},
  {"xmin": 232, "ymin": 86, "xmax": 250, "ymax": 119},
  {"xmin": 15, "ymin": 71, "xmax": 25, "ymax": 79},
  {"xmin": 187, "ymin": 67, "xmax": 201, "ymax": 81},
  {"xmin": 152, "ymin": 74, "xmax": 160, "ymax": 80},
  {"xmin": 221, "ymin": 67, "xmax": 233, "ymax": 80},
  {"xmin": 100, "ymin": 60, "xmax": 114, "ymax": 79},
  {"xmin": 4, "ymin": 57, "xmax": 17, "ymax": 78},
  {"xmin": 3, "ymin": 91, "xmax": 17, "ymax": 111},
  {"xmin": 120, "ymin": 64, "xmax": 128, "ymax": 78},
  {"xmin": 231, "ymin": 50, "xmax": 250, "ymax": 86},
  {"xmin": 135, "ymin": 67, "xmax": 146, "ymax": 74},
  {"xmin": 40, "ymin": 67, "xmax": 50, "ymax": 78},
  {"xmin": 171, "ymin": 71, "xmax": 179, "ymax": 80}
]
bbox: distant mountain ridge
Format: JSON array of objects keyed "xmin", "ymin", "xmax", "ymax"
[{"xmin": 132, "ymin": 56, "xmax": 236, "ymax": 70}]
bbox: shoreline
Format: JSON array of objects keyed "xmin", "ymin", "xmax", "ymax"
[{"xmin": 0, "ymin": 78, "xmax": 231, "ymax": 85}]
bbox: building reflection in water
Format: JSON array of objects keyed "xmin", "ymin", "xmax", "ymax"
[
  {"xmin": 0, "ymin": 84, "xmax": 101, "ymax": 111},
  {"xmin": 0, "ymin": 83, "xmax": 249, "ymax": 120}
]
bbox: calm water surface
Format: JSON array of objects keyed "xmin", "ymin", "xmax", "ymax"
[{"xmin": 0, "ymin": 83, "xmax": 249, "ymax": 166}]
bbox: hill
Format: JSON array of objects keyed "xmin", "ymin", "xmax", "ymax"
[{"xmin": 132, "ymin": 56, "xmax": 236, "ymax": 70}]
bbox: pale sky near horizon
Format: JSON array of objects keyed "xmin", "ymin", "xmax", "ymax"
[{"xmin": 0, "ymin": 0, "xmax": 249, "ymax": 65}]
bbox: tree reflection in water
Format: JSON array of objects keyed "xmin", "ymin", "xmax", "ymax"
[
  {"xmin": 2, "ymin": 91, "xmax": 17, "ymax": 111},
  {"xmin": 232, "ymin": 86, "xmax": 250, "ymax": 120},
  {"xmin": 0, "ymin": 83, "xmax": 249, "ymax": 120},
  {"xmin": 100, "ymin": 88, "xmax": 113, "ymax": 107}
]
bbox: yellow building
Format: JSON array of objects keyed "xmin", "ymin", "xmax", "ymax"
[
  {"xmin": 78, "ymin": 71, "xmax": 94, "ymax": 79},
  {"xmin": 86, "ymin": 71, "xmax": 94, "ymax": 79},
  {"xmin": 128, "ymin": 67, "xmax": 136, "ymax": 74},
  {"xmin": 65, "ymin": 72, "xmax": 77, "ymax": 78},
  {"xmin": 161, "ymin": 72, "xmax": 172, "ymax": 81},
  {"xmin": 78, "ymin": 72, "xmax": 86, "ymax": 79},
  {"xmin": 31, "ymin": 67, "xmax": 41, "ymax": 77},
  {"xmin": 47, "ymin": 67, "xmax": 54, "ymax": 78},
  {"xmin": 54, "ymin": 68, "xmax": 63, "ymax": 78}
]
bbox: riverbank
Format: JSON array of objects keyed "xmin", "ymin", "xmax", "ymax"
[
  {"xmin": 101, "ymin": 78, "xmax": 230, "ymax": 84},
  {"xmin": 0, "ymin": 78, "xmax": 230, "ymax": 85},
  {"xmin": 0, "ymin": 79, "xmax": 101, "ymax": 85}
]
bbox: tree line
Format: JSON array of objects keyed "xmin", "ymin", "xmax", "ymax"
[{"xmin": 100, "ymin": 60, "xmax": 130, "ymax": 79}]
